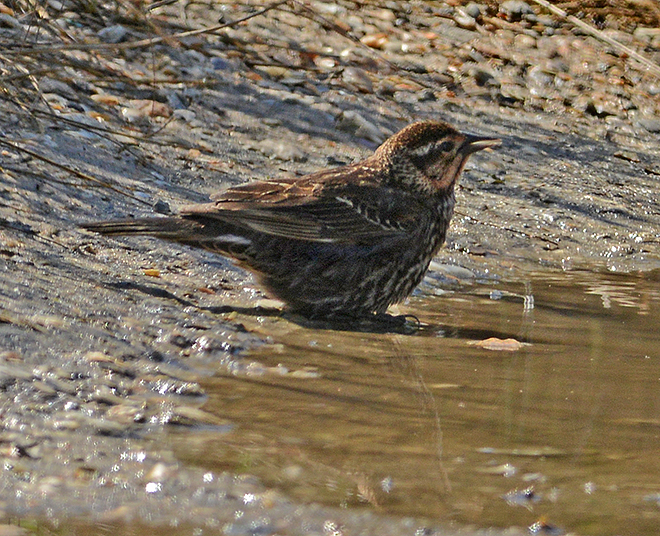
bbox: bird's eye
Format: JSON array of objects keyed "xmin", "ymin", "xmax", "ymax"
[{"xmin": 437, "ymin": 140, "xmax": 454, "ymax": 153}]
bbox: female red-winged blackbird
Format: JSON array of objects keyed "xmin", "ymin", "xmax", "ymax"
[{"xmin": 83, "ymin": 121, "xmax": 500, "ymax": 318}]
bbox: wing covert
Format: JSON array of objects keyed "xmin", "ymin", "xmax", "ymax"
[{"xmin": 180, "ymin": 177, "xmax": 429, "ymax": 244}]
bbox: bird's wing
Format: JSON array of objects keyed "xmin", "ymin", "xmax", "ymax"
[{"xmin": 179, "ymin": 176, "xmax": 427, "ymax": 244}]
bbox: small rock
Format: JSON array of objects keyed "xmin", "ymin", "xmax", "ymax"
[
  {"xmin": 210, "ymin": 57, "xmax": 231, "ymax": 70},
  {"xmin": 636, "ymin": 117, "xmax": 660, "ymax": 133},
  {"xmin": 382, "ymin": 38, "xmax": 403, "ymax": 53},
  {"xmin": 0, "ymin": 363, "xmax": 33, "ymax": 381},
  {"xmin": 42, "ymin": 375, "xmax": 78, "ymax": 395},
  {"xmin": 514, "ymin": 33, "xmax": 536, "ymax": 49},
  {"xmin": 153, "ymin": 200, "xmax": 172, "ymax": 214},
  {"xmin": 168, "ymin": 405, "xmax": 231, "ymax": 426},
  {"xmin": 499, "ymin": 0, "xmax": 534, "ymax": 21},
  {"xmin": 336, "ymin": 111, "xmax": 388, "ymax": 143},
  {"xmin": 42, "ymin": 93, "xmax": 70, "ymax": 110},
  {"xmin": 145, "ymin": 462, "xmax": 174, "ymax": 483},
  {"xmin": 122, "ymin": 99, "xmax": 172, "ymax": 122},
  {"xmin": 613, "ymin": 150, "xmax": 640, "ymax": 163},
  {"xmin": 83, "ymin": 415, "xmax": 127, "ymax": 436},
  {"xmin": 633, "ymin": 27, "xmax": 660, "ymax": 41},
  {"xmin": 314, "ymin": 56, "xmax": 337, "ymax": 70},
  {"xmin": 464, "ymin": 2, "xmax": 483, "ymax": 19},
  {"xmin": 39, "ymin": 77, "xmax": 77, "ymax": 99},
  {"xmin": 588, "ymin": 92, "xmax": 621, "ymax": 117},
  {"xmin": 342, "ymin": 67, "xmax": 373, "ymax": 93},
  {"xmin": 526, "ymin": 66, "xmax": 554, "ymax": 95},
  {"xmin": 503, "ymin": 486, "xmax": 540, "ymax": 506},
  {"xmin": 166, "ymin": 91, "xmax": 188, "ymax": 110},
  {"xmin": 418, "ymin": 88, "xmax": 436, "ymax": 102},
  {"xmin": 90, "ymin": 93, "xmax": 121, "ymax": 106},
  {"xmin": 473, "ymin": 68, "xmax": 498, "ymax": 87},
  {"xmin": 454, "ymin": 11, "xmax": 477, "ymax": 30},
  {"xmin": 256, "ymin": 139, "xmax": 307, "ymax": 162},
  {"xmin": 92, "ymin": 385, "xmax": 125, "ymax": 405},
  {"xmin": 427, "ymin": 262, "xmax": 476, "ymax": 280},
  {"xmin": 389, "ymin": 58, "xmax": 427, "ymax": 74},
  {"xmin": 173, "ymin": 109, "xmax": 196, "ymax": 122},
  {"xmin": 438, "ymin": 25, "xmax": 479, "ymax": 45},
  {"xmin": 0, "ymin": 13, "xmax": 22, "ymax": 29},
  {"xmin": 372, "ymin": 8, "xmax": 395, "ymax": 21},
  {"xmin": 98, "ymin": 24, "xmax": 128, "ymax": 44},
  {"xmin": 360, "ymin": 33, "xmax": 389, "ymax": 50},
  {"xmin": 106, "ymin": 404, "xmax": 145, "ymax": 424},
  {"xmin": 0, "ymin": 351, "xmax": 22, "ymax": 362}
]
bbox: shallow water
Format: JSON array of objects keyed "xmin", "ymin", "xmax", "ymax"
[{"xmin": 173, "ymin": 268, "xmax": 660, "ymax": 535}]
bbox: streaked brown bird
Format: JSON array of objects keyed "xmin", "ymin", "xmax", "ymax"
[{"xmin": 83, "ymin": 121, "xmax": 500, "ymax": 318}]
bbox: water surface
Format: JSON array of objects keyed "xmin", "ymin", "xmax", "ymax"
[{"xmin": 173, "ymin": 268, "xmax": 660, "ymax": 535}]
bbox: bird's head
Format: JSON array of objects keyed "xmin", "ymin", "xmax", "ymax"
[{"xmin": 375, "ymin": 121, "xmax": 501, "ymax": 196}]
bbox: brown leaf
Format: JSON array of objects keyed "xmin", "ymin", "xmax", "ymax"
[{"xmin": 470, "ymin": 337, "xmax": 526, "ymax": 351}]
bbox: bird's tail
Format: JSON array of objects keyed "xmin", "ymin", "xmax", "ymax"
[{"xmin": 81, "ymin": 217, "xmax": 206, "ymax": 241}]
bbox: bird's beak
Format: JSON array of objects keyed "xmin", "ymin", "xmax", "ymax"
[{"xmin": 461, "ymin": 134, "xmax": 502, "ymax": 155}]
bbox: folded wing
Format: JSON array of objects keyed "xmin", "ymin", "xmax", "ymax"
[{"xmin": 180, "ymin": 176, "xmax": 428, "ymax": 244}]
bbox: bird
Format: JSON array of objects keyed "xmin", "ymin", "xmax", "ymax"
[{"xmin": 82, "ymin": 121, "xmax": 500, "ymax": 319}]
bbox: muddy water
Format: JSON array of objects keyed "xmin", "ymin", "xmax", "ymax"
[{"xmin": 171, "ymin": 268, "xmax": 660, "ymax": 535}]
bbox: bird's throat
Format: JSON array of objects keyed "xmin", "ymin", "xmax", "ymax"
[{"xmin": 431, "ymin": 155, "xmax": 469, "ymax": 192}]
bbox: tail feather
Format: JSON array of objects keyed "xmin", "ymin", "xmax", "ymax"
[{"xmin": 81, "ymin": 217, "xmax": 205, "ymax": 241}]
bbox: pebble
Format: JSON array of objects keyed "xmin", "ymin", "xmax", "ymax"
[
  {"xmin": 360, "ymin": 33, "xmax": 389, "ymax": 49},
  {"xmin": 464, "ymin": 2, "xmax": 483, "ymax": 19},
  {"xmin": 122, "ymin": 100, "xmax": 172, "ymax": 122},
  {"xmin": 0, "ymin": 362, "xmax": 34, "ymax": 381},
  {"xmin": 210, "ymin": 57, "xmax": 232, "ymax": 71},
  {"xmin": 477, "ymin": 463, "xmax": 517, "ymax": 477},
  {"xmin": 50, "ymin": 417, "xmax": 81, "ymax": 431},
  {"xmin": 336, "ymin": 110, "xmax": 387, "ymax": 143},
  {"xmin": 145, "ymin": 462, "xmax": 174, "ymax": 483},
  {"xmin": 255, "ymin": 139, "xmax": 307, "ymax": 162},
  {"xmin": 454, "ymin": 11, "xmax": 477, "ymax": 30},
  {"xmin": 636, "ymin": 117, "xmax": 660, "ymax": 132},
  {"xmin": 168, "ymin": 406, "xmax": 230, "ymax": 426},
  {"xmin": 43, "ymin": 375, "xmax": 78, "ymax": 395},
  {"xmin": 39, "ymin": 77, "xmax": 78, "ymax": 100},
  {"xmin": 503, "ymin": 486, "xmax": 541, "ymax": 506},
  {"xmin": 83, "ymin": 415, "xmax": 128, "ymax": 436},
  {"xmin": 499, "ymin": 0, "xmax": 534, "ymax": 21},
  {"xmin": 32, "ymin": 380, "xmax": 57, "ymax": 396},
  {"xmin": 342, "ymin": 67, "xmax": 374, "ymax": 93},
  {"xmin": 0, "ymin": 350, "xmax": 22, "ymax": 362},
  {"xmin": 105, "ymin": 404, "xmax": 144, "ymax": 424},
  {"xmin": 98, "ymin": 24, "xmax": 128, "ymax": 43},
  {"xmin": 427, "ymin": 262, "xmax": 477, "ymax": 280},
  {"xmin": 0, "ymin": 13, "xmax": 22, "ymax": 29},
  {"xmin": 92, "ymin": 385, "xmax": 125, "ymax": 405},
  {"xmin": 173, "ymin": 109, "xmax": 197, "ymax": 122}
]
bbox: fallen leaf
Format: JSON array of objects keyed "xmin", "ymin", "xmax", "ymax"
[{"xmin": 470, "ymin": 337, "xmax": 527, "ymax": 351}]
